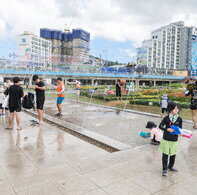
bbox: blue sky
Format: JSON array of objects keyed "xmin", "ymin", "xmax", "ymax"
[{"xmin": 90, "ymin": 37, "xmax": 136, "ymax": 63}]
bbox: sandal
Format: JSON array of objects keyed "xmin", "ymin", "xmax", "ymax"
[
  {"xmin": 193, "ymin": 126, "xmax": 197, "ymax": 129},
  {"xmin": 5, "ymin": 127, "xmax": 13, "ymax": 130},
  {"xmin": 17, "ymin": 127, "xmax": 23, "ymax": 130}
]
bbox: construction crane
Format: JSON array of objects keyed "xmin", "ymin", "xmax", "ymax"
[{"xmin": 64, "ymin": 24, "xmax": 70, "ymax": 33}]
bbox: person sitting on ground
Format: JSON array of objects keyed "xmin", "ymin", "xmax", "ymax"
[
  {"xmin": 32, "ymin": 75, "xmax": 46, "ymax": 125},
  {"xmin": 0, "ymin": 87, "xmax": 5, "ymax": 116},
  {"xmin": 145, "ymin": 121, "xmax": 163, "ymax": 145},
  {"xmin": 5, "ymin": 77, "xmax": 24, "ymax": 130}
]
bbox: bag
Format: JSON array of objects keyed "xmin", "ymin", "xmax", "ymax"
[
  {"xmin": 2, "ymin": 96, "xmax": 9, "ymax": 108},
  {"xmin": 4, "ymin": 88, "xmax": 9, "ymax": 96},
  {"xmin": 22, "ymin": 92, "xmax": 35, "ymax": 109}
]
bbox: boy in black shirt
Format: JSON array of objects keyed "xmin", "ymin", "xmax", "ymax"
[
  {"xmin": 32, "ymin": 75, "xmax": 46, "ymax": 124},
  {"xmin": 5, "ymin": 77, "xmax": 24, "ymax": 130}
]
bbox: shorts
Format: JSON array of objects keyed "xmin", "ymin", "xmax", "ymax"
[
  {"xmin": 161, "ymin": 108, "xmax": 168, "ymax": 113},
  {"xmin": 9, "ymin": 106, "xmax": 21, "ymax": 113},
  {"xmin": 36, "ymin": 98, "xmax": 45, "ymax": 110},
  {"xmin": 0, "ymin": 104, "xmax": 3, "ymax": 109},
  {"xmin": 116, "ymin": 90, "xmax": 121, "ymax": 97},
  {"xmin": 57, "ymin": 97, "xmax": 64, "ymax": 104},
  {"xmin": 190, "ymin": 104, "xmax": 197, "ymax": 110},
  {"xmin": 159, "ymin": 139, "xmax": 178, "ymax": 156},
  {"xmin": 76, "ymin": 89, "xmax": 80, "ymax": 96},
  {"xmin": 190, "ymin": 100, "xmax": 197, "ymax": 110}
]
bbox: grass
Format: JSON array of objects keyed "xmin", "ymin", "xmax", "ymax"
[
  {"xmin": 47, "ymin": 92, "xmax": 107, "ymax": 105},
  {"xmin": 116, "ymin": 103, "xmax": 192, "ymax": 121}
]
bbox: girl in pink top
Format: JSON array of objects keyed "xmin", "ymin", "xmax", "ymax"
[{"xmin": 146, "ymin": 121, "xmax": 163, "ymax": 145}]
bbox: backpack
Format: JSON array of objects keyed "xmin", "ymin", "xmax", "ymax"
[{"xmin": 22, "ymin": 92, "xmax": 35, "ymax": 110}]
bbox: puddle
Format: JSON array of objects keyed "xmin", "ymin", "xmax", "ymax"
[
  {"xmin": 69, "ymin": 105, "xmax": 80, "ymax": 108},
  {"xmin": 94, "ymin": 123, "xmax": 105, "ymax": 127},
  {"xmin": 88, "ymin": 116, "xmax": 97, "ymax": 120},
  {"xmin": 85, "ymin": 107, "xmax": 98, "ymax": 111}
]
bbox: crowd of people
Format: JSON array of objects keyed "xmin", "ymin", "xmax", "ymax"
[{"xmin": 0, "ymin": 75, "xmax": 83, "ymax": 129}]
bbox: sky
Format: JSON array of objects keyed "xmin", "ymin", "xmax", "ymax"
[{"xmin": 1, "ymin": 0, "xmax": 197, "ymax": 63}]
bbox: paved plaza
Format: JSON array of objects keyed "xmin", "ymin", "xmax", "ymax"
[
  {"xmin": 0, "ymin": 101, "xmax": 197, "ymax": 194},
  {"xmin": 45, "ymin": 99, "xmax": 194, "ymax": 147}
]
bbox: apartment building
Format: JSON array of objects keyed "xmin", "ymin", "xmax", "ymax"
[
  {"xmin": 17, "ymin": 31, "xmax": 52, "ymax": 67},
  {"xmin": 137, "ymin": 21, "xmax": 184, "ymax": 70}
]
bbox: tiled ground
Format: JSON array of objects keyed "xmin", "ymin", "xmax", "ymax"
[{"xmin": 0, "ymin": 110, "xmax": 197, "ymax": 194}]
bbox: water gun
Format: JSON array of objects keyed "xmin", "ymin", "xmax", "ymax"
[
  {"xmin": 183, "ymin": 91, "xmax": 189, "ymax": 95},
  {"xmin": 170, "ymin": 125, "xmax": 192, "ymax": 138},
  {"xmin": 139, "ymin": 132, "xmax": 151, "ymax": 138}
]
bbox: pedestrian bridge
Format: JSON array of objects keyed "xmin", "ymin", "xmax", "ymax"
[{"xmin": 0, "ymin": 69, "xmax": 185, "ymax": 81}]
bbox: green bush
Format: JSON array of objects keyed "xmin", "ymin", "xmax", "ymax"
[{"xmin": 168, "ymin": 83, "xmax": 186, "ymax": 89}]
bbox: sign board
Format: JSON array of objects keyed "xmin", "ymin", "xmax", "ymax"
[
  {"xmin": 191, "ymin": 41, "xmax": 197, "ymax": 76},
  {"xmin": 137, "ymin": 48, "xmax": 147, "ymax": 66}
]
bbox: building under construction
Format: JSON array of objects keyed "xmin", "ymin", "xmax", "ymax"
[{"xmin": 40, "ymin": 28, "xmax": 90, "ymax": 65}]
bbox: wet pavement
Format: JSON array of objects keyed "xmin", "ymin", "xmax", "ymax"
[
  {"xmin": 45, "ymin": 99, "xmax": 194, "ymax": 147},
  {"xmin": 0, "ymin": 111, "xmax": 197, "ymax": 194}
]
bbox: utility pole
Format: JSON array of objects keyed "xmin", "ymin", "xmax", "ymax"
[{"xmin": 103, "ymin": 50, "xmax": 107, "ymax": 66}]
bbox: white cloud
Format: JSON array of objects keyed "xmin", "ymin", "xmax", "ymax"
[
  {"xmin": 0, "ymin": 19, "xmax": 6, "ymax": 38},
  {"xmin": 1, "ymin": 0, "xmax": 197, "ymax": 45}
]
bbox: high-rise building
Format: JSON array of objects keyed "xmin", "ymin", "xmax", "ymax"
[
  {"xmin": 17, "ymin": 31, "xmax": 52, "ymax": 68},
  {"xmin": 137, "ymin": 21, "xmax": 185, "ymax": 70},
  {"xmin": 40, "ymin": 28, "xmax": 90, "ymax": 64}
]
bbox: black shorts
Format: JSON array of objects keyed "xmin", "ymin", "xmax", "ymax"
[
  {"xmin": 116, "ymin": 90, "xmax": 121, "ymax": 97},
  {"xmin": 190, "ymin": 105, "xmax": 197, "ymax": 110},
  {"xmin": 9, "ymin": 106, "xmax": 21, "ymax": 113},
  {"xmin": 161, "ymin": 108, "xmax": 168, "ymax": 113},
  {"xmin": 0, "ymin": 104, "xmax": 3, "ymax": 109},
  {"xmin": 36, "ymin": 99, "xmax": 45, "ymax": 110}
]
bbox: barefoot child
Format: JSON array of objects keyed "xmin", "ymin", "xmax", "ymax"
[
  {"xmin": 145, "ymin": 121, "xmax": 163, "ymax": 145},
  {"xmin": 159, "ymin": 101, "xmax": 182, "ymax": 176}
]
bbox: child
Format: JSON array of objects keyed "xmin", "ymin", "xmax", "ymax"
[
  {"xmin": 75, "ymin": 81, "xmax": 81, "ymax": 102},
  {"xmin": 145, "ymin": 121, "xmax": 163, "ymax": 145},
  {"xmin": 0, "ymin": 87, "xmax": 5, "ymax": 115},
  {"xmin": 160, "ymin": 94, "xmax": 169, "ymax": 117},
  {"xmin": 159, "ymin": 101, "xmax": 182, "ymax": 176}
]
